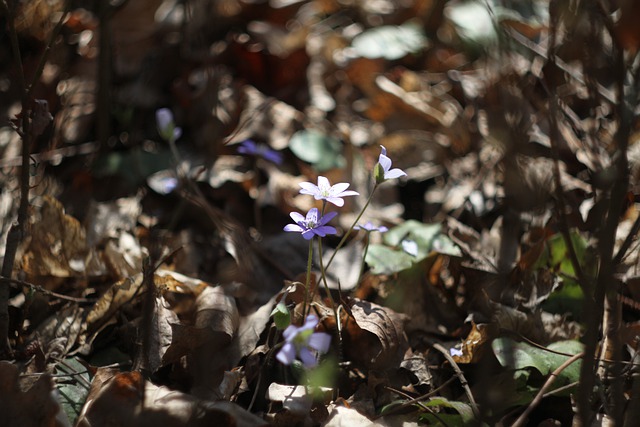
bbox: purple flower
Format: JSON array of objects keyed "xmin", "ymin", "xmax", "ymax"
[
  {"xmin": 156, "ymin": 108, "xmax": 182, "ymax": 142},
  {"xmin": 237, "ymin": 140, "xmax": 283, "ymax": 165},
  {"xmin": 354, "ymin": 221, "xmax": 388, "ymax": 233},
  {"xmin": 375, "ymin": 145, "xmax": 407, "ymax": 183},
  {"xmin": 284, "ymin": 208, "xmax": 337, "ymax": 240},
  {"xmin": 299, "ymin": 176, "xmax": 359, "ymax": 207},
  {"xmin": 276, "ymin": 315, "xmax": 331, "ymax": 368}
]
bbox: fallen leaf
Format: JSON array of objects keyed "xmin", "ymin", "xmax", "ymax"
[{"xmin": 346, "ymin": 299, "xmax": 408, "ymax": 370}]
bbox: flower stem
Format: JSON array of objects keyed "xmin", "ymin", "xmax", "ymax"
[
  {"xmin": 356, "ymin": 233, "xmax": 371, "ymax": 286},
  {"xmin": 317, "ymin": 238, "xmax": 337, "ymax": 316},
  {"xmin": 325, "ymin": 184, "xmax": 378, "ymax": 271},
  {"xmin": 303, "ymin": 237, "xmax": 314, "ymax": 318}
]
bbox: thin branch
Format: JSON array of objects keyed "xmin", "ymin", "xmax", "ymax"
[
  {"xmin": 4, "ymin": 277, "xmax": 94, "ymax": 303},
  {"xmin": 432, "ymin": 342, "xmax": 480, "ymax": 419},
  {"xmin": 512, "ymin": 352, "xmax": 584, "ymax": 427}
]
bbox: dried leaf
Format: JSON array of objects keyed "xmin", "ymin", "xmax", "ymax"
[
  {"xmin": 0, "ymin": 362, "xmax": 64, "ymax": 427},
  {"xmin": 21, "ymin": 196, "xmax": 106, "ymax": 278},
  {"xmin": 347, "ymin": 299, "xmax": 408, "ymax": 370}
]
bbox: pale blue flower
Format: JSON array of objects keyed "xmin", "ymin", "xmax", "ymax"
[
  {"xmin": 375, "ymin": 145, "xmax": 406, "ymax": 183},
  {"xmin": 299, "ymin": 176, "xmax": 359, "ymax": 207},
  {"xmin": 238, "ymin": 139, "xmax": 283, "ymax": 165},
  {"xmin": 276, "ymin": 315, "xmax": 331, "ymax": 368},
  {"xmin": 284, "ymin": 208, "xmax": 337, "ymax": 240},
  {"xmin": 354, "ymin": 221, "xmax": 388, "ymax": 233},
  {"xmin": 450, "ymin": 347, "xmax": 464, "ymax": 357},
  {"xmin": 156, "ymin": 108, "xmax": 182, "ymax": 142}
]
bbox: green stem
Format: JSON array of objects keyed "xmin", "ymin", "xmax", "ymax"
[
  {"xmin": 317, "ymin": 237, "xmax": 337, "ymax": 316},
  {"xmin": 356, "ymin": 234, "xmax": 371, "ymax": 286},
  {"xmin": 325, "ymin": 184, "xmax": 378, "ymax": 271},
  {"xmin": 303, "ymin": 237, "xmax": 314, "ymax": 318}
]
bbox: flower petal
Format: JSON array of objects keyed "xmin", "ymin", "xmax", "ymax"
[
  {"xmin": 308, "ymin": 332, "xmax": 331, "ymax": 353},
  {"xmin": 380, "ymin": 145, "xmax": 388, "ymax": 157},
  {"xmin": 324, "ymin": 197, "xmax": 345, "ymax": 207},
  {"xmin": 378, "ymin": 153, "xmax": 392, "ymax": 173},
  {"xmin": 301, "ymin": 229, "xmax": 316, "ymax": 240},
  {"xmin": 299, "ymin": 182, "xmax": 320, "ymax": 196},
  {"xmin": 302, "ymin": 315, "xmax": 319, "ymax": 330},
  {"xmin": 276, "ymin": 342, "xmax": 296, "ymax": 365},
  {"xmin": 318, "ymin": 211, "xmax": 337, "ymax": 225},
  {"xmin": 313, "ymin": 225, "xmax": 336, "ymax": 237},
  {"xmin": 330, "ymin": 182, "xmax": 350, "ymax": 194},
  {"xmin": 298, "ymin": 347, "xmax": 318, "ymax": 368},
  {"xmin": 284, "ymin": 224, "xmax": 304, "ymax": 233},
  {"xmin": 289, "ymin": 212, "xmax": 306, "ymax": 224},
  {"xmin": 263, "ymin": 150, "xmax": 283, "ymax": 165},
  {"xmin": 156, "ymin": 108, "xmax": 173, "ymax": 129},
  {"xmin": 317, "ymin": 176, "xmax": 331, "ymax": 190},
  {"xmin": 384, "ymin": 168, "xmax": 407, "ymax": 179},
  {"xmin": 305, "ymin": 208, "xmax": 319, "ymax": 223},
  {"xmin": 282, "ymin": 324, "xmax": 298, "ymax": 341},
  {"xmin": 336, "ymin": 190, "xmax": 359, "ymax": 197}
]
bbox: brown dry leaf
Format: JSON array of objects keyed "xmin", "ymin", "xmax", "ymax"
[
  {"xmin": 110, "ymin": 0, "xmax": 164, "ymax": 77},
  {"xmin": 21, "ymin": 196, "xmax": 106, "ymax": 279},
  {"xmin": 451, "ymin": 322, "xmax": 493, "ymax": 364},
  {"xmin": 346, "ymin": 299, "xmax": 408, "ymax": 370},
  {"xmin": 162, "ymin": 284, "xmax": 238, "ymax": 364},
  {"xmin": 85, "ymin": 274, "xmax": 143, "ymax": 336},
  {"xmin": 266, "ymin": 383, "xmax": 332, "ymax": 419},
  {"xmin": 0, "ymin": 361, "xmax": 65, "ymax": 427},
  {"xmin": 78, "ymin": 369, "xmax": 267, "ymax": 427},
  {"xmin": 53, "ymin": 73, "xmax": 96, "ymax": 145},
  {"xmin": 225, "ymin": 85, "xmax": 305, "ymax": 150},
  {"xmin": 400, "ymin": 350, "xmax": 433, "ymax": 388},
  {"xmin": 85, "ymin": 197, "xmax": 142, "ymax": 245},
  {"xmin": 157, "ymin": 270, "xmax": 208, "ymax": 316},
  {"xmin": 34, "ymin": 304, "xmax": 85, "ymax": 360},
  {"xmin": 223, "ymin": 294, "xmax": 277, "ymax": 368},
  {"xmin": 146, "ymin": 296, "xmax": 180, "ymax": 373}
]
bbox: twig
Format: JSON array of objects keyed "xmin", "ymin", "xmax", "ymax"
[
  {"xmin": 5, "ymin": 277, "xmax": 94, "ymax": 303},
  {"xmin": 613, "ymin": 212, "xmax": 640, "ymax": 265},
  {"xmin": 0, "ymin": 0, "xmax": 69, "ymax": 359},
  {"xmin": 511, "ymin": 352, "xmax": 584, "ymax": 427},
  {"xmin": 432, "ymin": 342, "xmax": 480, "ymax": 419}
]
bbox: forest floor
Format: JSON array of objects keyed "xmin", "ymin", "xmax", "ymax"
[{"xmin": 2, "ymin": 1, "xmax": 640, "ymax": 426}]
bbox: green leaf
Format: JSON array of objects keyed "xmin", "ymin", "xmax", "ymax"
[
  {"xmin": 366, "ymin": 221, "xmax": 460, "ymax": 275},
  {"xmin": 351, "ymin": 21, "xmax": 428, "ymax": 60},
  {"xmin": 54, "ymin": 357, "xmax": 92, "ymax": 426},
  {"xmin": 425, "ymin": 397, "xmax": 475, "ymax": 423},
  {"xmin": 446, "ymin": 0, "xmax": 498, "ymax": 47},
  {"xmin": 492, "ymin": 338, "xmax": 582, "ymax": 395},
  {"xmin": 271, "ymin": 302, "xmax": 291, "ymax": 330},
  {"xmin": 289, "ymin": 130, "xmax": 345, "ymax": 172},
  {"xmin": 366, "ymin": 244, "xmax": 414, "ymax": 275},
  {"xmin": 384, "ymin": 220, "xmax": 461, "ymax": 260}
]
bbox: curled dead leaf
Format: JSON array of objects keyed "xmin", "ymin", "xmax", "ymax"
[{"xmin": 344, "ymin": 299, "xmax": 408, "ymax": 370}]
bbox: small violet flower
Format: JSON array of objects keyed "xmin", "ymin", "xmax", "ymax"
[
  {"xmin": 284, "ymin": 208, "xmax": 337, "ymax": 240},
  {"xmin": 354, "ymin": 221, "xmax": 388, "ymax": 233},
  {"xmin": 299, "ymin": 176, "xmax": 359, "ymax": 207},
  {"xmin": 375, "ymin": 145, "xmax": 407, "ymax": 184},
  {"xmin": 276, "ymin": 315, "xmax": 331, "ymax": 368},
  {"xmin": 238, "ymin": 139, "xmax": 283, "ymax": 165},
  {"xmin": 156, "ymin": 108, "xmax": 182, "ymax": 142}
]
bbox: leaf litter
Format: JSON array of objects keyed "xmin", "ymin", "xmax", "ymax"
[{"xmin": 2, "ymin": 0, "xmax": 640, "ymax": 425}]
